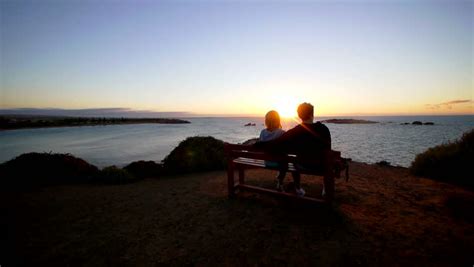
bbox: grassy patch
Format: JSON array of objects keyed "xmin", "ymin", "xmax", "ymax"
[
  {"xmin": 410, "ymin": 129, "xmax": 474, "ymax": 189},
  {"xmin": 0, "ymin": 152, "xmax": 99, "ymax": 189},
  {"xmin": 163, "ymin": 136, "xmax": 226, "ymax": 173},
  {"xmin": 124, "ymin": 160, "xmax": 163, "ymax": 178},
  {"xmin": 96, "ymin": 166, "xmax": 136, "ymax": 184}
]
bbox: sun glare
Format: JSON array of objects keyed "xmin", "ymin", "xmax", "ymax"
[{"xmin": 273, "ymin": 97, "xmax": 299, "ymax": 118}]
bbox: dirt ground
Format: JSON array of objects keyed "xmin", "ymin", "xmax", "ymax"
[{"xmin": 2, "ymin": 162, "xmax": 473, "ymax": 266}]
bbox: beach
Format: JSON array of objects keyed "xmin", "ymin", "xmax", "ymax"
[{"xmin": 2, "ymin": 161, "xmax": 473, "ymax": 266}]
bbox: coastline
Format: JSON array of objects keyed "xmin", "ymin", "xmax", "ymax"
[{"xmin": 0, "ymin": 116, "xmax": 190, "ymax": 131}]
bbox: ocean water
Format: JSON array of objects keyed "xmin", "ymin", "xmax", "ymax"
[{"xmin": 0, "ymin": 116, "xmax": 473, "ymax": 168}]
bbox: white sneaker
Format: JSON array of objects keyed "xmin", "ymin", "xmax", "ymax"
[{"xmin": 295, "ymin": 187, "xmax": 305, "ymax": 197}]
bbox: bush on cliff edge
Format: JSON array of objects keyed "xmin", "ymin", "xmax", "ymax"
[
  {"xmin": 124, "ymin": 160, "xmax": 163, "ymax": 178},
  {"xmin": 163, "ymin": 136, "xmax": 226, "ymax": 173},
  {"xmin": 0, "ymin": 136, "xmax": 228, "ymax": 187},
  {"xmin": 97, "ymin": 166, "xmax": 136, "ymax": 184},
  {"xmin": 0, "ymin": 152, "xmax": 99, "ymax": 188},
  {"xmin": 410, "ymin": 129, "xmax": 474, "ymax": 189}
]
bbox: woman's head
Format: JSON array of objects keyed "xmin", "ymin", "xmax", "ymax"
[{"xmin": 265, "ymin": 110, "xmax": 282, "ymax": 131}]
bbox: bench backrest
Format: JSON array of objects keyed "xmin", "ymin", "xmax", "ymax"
[{"xmin": 224, "ymin": 143, "xmax": 341, "ymax": 166}]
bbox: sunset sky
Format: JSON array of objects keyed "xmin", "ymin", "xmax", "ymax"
[{"xmin": 1, "ymin": 0, "xmax": 472, "ymax": 117}]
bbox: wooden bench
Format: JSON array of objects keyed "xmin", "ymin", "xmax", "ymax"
[{"xmin": 224, "ymin": 143, "xmax": 349, "ymax": 203}]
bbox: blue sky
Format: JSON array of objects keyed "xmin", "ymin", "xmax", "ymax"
[{"xmin": 1, "ymin": 0, "xmax": 472, "ymax": 116}]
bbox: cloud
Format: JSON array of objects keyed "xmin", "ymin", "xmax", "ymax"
[
  {"xmin": 0, "ymin": 108, "xmax": 192, "ymax": 118},
  {"xmin": 425, "ymin": 99, "xmax": 472, "ymax": 110}
]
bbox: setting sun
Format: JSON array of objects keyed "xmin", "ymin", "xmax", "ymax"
[{"xmin": 272, "ymin": 97, "xmax": 300, "ymax": 118}]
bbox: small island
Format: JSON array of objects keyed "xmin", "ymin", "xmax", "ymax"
[
  {"xmin": 400, "ymin": 121, "xmax": 435, "ymax": 125},
  {"xmin": 322, "ymin": 119, "xmax": 378, "ymax": 124},
  {"xmin": 0, "ymin": 115, "xmax": 190, "ymax": 130}
]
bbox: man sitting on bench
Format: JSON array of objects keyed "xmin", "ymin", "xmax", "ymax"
[{"xmin": 255, "ymin": 102, "xmax": 331, "ymax": 198}]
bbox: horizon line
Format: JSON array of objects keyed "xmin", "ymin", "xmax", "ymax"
[{"xmin": 0, "ymin": 107, "xmax": 473, "ymax": 118}]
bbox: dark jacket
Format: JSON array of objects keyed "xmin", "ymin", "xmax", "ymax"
[{"xmin": 255, "ymin": 122, "xmax": 331, "ymax": 156}]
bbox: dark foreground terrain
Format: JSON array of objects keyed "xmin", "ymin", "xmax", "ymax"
[{"xmin": 2, "ymin": 162, "xmax": 473, "ymax": 266}]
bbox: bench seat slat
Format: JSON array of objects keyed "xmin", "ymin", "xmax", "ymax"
[
  {"xmin": 226, "ymin": 150, "xmax": 336, "ymax": 165},
  {"xmin": 237, "ymin": 184, "xmax": 325, "ymax": 203},
  {"xmin": 233, "ymin": 158, "xmax": 298, "ymax": 171},
  {"xmin": 233, "ymin": 157, "xmax": 328, "ymax": 175}
]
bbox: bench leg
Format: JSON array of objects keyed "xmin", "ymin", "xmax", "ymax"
[
  {"xmin": 323, "ymin": 155, "xmax": 336, "ymax": 202},
  {"xmin": 227, "ymin": 162, "xmax": 236, "ymax": 198},
  {"xmin": 238, "ymin": 167, "xmax": 245, "ymax": 185},
  {"xmin": 323, "ymin": 174, "xmax": 335, "ymax": 202}
]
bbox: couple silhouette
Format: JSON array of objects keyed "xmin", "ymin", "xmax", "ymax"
[{"xmin": 256, "ymin": 102, "xmax": 331, "ymax": 197}]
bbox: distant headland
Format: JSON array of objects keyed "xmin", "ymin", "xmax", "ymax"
[
  {"xmin": 0, "ymin": 115, "xmax": 190, "ymax": 130},
  {"xmin": 321, "ymin": 119, "xmax": 378, "ymax": 124}
]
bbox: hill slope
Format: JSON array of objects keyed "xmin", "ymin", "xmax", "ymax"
[{"xmin": 2, "ymin": 162, "xmax": 473, "ymax": 266}]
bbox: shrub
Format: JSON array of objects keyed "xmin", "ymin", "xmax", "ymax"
[
  {"xmin": 124, "ymin": 160, "xmax": 163, "ymax": 178},
  {"xmin": 0, "ymin": 152, "xmax": 99, "ymax": 189},
  {"xmin": 163, "ymin": 136, "xmax": 226, "ymax": 174},
  {"xmin": 96, "ymin": 166, "xmax": 136, "ymax": 184},
  {"xmin": 410, "ymin": 129, "xmax": 474, "ymax": 189},
  {"xmin": 376, "ymin": 160, "xmax": 391, "ymax": 166}
]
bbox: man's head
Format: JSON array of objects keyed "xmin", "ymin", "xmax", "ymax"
[{"xmin": 297, "ymin": 102, "xmax": 314, "ymax": 123}]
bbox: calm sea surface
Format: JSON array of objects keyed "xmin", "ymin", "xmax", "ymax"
[{"xmin": 1, "ymin": 116, "xmax": 473, "ymax": 168}]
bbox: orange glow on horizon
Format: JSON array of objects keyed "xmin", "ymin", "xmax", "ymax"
[{"xmin": 266, "ymin": 95, "xmax": 302, "ymax": 119}]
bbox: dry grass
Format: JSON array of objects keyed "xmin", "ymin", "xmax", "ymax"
[
  {"xmin": 2, "ymin": 162, "xmax": 473, "ymax": 266},
  {"xmin": 410, "ymin": 129, "xmax": 474, "ymax": 188}
]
